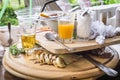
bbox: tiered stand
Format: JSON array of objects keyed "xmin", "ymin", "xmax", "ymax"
[{"xmin": 2, "ymin": 32, "xmax": 120, "ymax": 80}]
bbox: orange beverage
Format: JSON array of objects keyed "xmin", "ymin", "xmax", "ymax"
[
  {"xmin": 58, "ymin": 12, "xmax": 75, "ymax": 43},
  {"xmin": 58, "ymin": 23, "xmax": 74, "ymax": 39}
]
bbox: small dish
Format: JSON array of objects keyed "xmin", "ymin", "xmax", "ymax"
[{"xmin": 39, "ymin": 11, "xmax": 64, "ymax": 33}]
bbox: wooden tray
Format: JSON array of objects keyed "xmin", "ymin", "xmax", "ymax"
[
  {"xmin": 3, "ymin": 60, "xmax": 39, "ymax": 80},
  {"xmin": 2, "ymin": 47, "xmax": 119, "ymax": 80},
  {"xmin": 36, "ymin": 32, "xmax": 120, "ymax": 54}
]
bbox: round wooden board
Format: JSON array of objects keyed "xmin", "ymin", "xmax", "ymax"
[
  {"xmin": 3, "ymin": 47, "xmax": 119, "ymax": 80},
  {"xmin": 2, "ymin": 59, "xmax": 40, "ymax": 80}
]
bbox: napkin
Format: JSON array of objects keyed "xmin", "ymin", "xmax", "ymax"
[{"xmin": 0, "ymin": 42, "xmax": 4, "ymax": 61}]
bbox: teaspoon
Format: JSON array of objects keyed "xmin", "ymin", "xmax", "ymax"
[
  {"xmin": 8, "ymin": 22, "xmax": 13, "ymax": 46},
  {"xmin": 82, "ymin": 54, "xmax": 118, "ymax": 77},
  {"xmin": 45, "ymin": 33, "xmax": 75, "ymax": 52}
]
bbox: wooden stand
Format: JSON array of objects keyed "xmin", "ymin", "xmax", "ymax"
[
  {"xmin": 36, "ymin": 32, "xmax": 120, "ymax": 54},
  {"xmin": 2, "ymin": 47, "xmax": 119, "ymax": 80}
]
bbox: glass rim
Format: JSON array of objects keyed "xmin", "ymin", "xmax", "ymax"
[{"xmin": 40, "ymin": 11, "xmax": 65, "ymax": 21}]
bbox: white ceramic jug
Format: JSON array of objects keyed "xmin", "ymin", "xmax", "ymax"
[{"xmin": 77, "ymin": 10, "xmax": 91, "ymax": 41}]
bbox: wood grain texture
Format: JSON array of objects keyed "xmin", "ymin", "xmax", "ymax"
[
  {"xmin": 2, "ymin": 47, "xmax": 119, "ymax": 80},
  {"xmin": 36, "ymin": 32, "xmax": 120, "ymax": 54}
]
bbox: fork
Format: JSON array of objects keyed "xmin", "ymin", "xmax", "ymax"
[{"xmin": 8, "ymin": 22, "xmax": 13, "ymax": 46}]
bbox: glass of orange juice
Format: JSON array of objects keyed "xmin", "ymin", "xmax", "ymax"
[{"xmin": 58, "ymin": 12, "xmax": 75, "ymax": 43}]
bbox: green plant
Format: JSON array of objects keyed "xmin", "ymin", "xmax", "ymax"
[
  {"xmin": 9, "ymin": 44, "xmax": 25, "ymax": 56},
  {"xmin": 69, "ymin": 0, "xmax": 77, "ymax": 4},
  {"xmin": 0, "ymin": 6, "xmax": 18, "ymax": 26}
]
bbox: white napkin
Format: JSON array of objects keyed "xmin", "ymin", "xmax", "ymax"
[{"xmin": 0, "ymin": 42, "xmax": 4, "ymax": 58}]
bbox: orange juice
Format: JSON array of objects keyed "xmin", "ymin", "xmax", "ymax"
[
  {"xmin": 58, "ymin": 23, "xmax": 74, "ymax": 39},
  {"xmin": 21, "ymin": 34, "xmax": 36, "ymax": 49}
]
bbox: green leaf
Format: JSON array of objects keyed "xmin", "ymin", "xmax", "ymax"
[
  {"xmin": 0, "ymin": 6, "xmax": 18, "ymax": 26},
  {"xmin": 9, "ymin": 45, "xmax": 25, "ymax": 56}
]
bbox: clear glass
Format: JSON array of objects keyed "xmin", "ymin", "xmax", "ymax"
[
  {"xmin": 58, "ymin": 12, "xmax": 75, "ymax": 43},
  {"xmin": 40, "ymin": 11, "xmax": 63, "ymax": 33},
  {"xmin": 18, "ymin": 16, "xmax": 36, "ymax": 49},
  {"xmin": 15, "ymin": 6, "xmax": 41, "ymax": 17}
]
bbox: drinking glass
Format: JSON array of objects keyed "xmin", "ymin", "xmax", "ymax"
[
  {"xmin": 18, "ymin": 15, "xmax": 36, "ymax": 50},
  {"xmin": 40, "ymin": 11, "xmax": 63, "ymax": 33},
  {"xmin": 58, "ymin": 12, "xmax": 75, "ymax": 43}
]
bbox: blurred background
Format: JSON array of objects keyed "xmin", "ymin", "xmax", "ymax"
[{"xmin": 0, "ymin": 0, "xmax": 120, "ymax": 26}]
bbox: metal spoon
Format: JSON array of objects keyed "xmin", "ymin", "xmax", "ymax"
[
  {"xmin": 8, "ymin": 22, "xmax": 13, "ymax": 46},
  {"xmin": 45, "ymin": 33, "xmax": 75, "ymax": 52},
  {"xmin": 82, "ymin": 54, "xmax": 118, "ymax": 77}
]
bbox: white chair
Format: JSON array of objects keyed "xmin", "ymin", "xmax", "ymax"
[
  {"xmin": 88, "ymin": 4, "xmax": 120, "ymax": 26},
  {"xmin": 115, "ymin": 7, "xmax": 120, "ymax": 27},
  {"xmin": 24, "ymin": 0, "xmax": 62, "ymax": 11}
]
